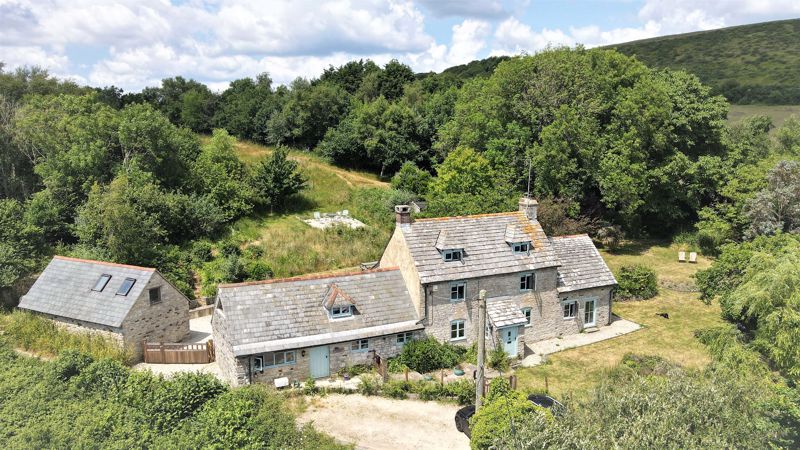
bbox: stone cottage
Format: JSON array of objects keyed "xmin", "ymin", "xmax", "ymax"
[
  {"xmin": 212, "ymin": 268, "xmax": 422, "ymax": 386},
  {"xmin": 213, "ymin": 197, "xmax": 616, "ymax": 386},
  {"xmin": 379, "ymin": 198, "xmax": 617, "ymax": 358},
  {"xmin": 18, "ymin": 256, "xmax": 190, "ymax": 360}
]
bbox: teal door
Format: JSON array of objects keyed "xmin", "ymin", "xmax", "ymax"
[
  {"xmin": 309, "ymin": 346, "xmax": 329, "ymax": 378},
  {"xmin": 501, "ymin": 327, "xmax": 518, "ymax": 357}
]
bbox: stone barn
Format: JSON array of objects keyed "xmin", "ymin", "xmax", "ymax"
[{"xmin": 18, "ymin": 256, "xmax": 190, "ymax": 360}]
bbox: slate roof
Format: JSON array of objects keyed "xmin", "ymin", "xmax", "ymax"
[
  {"xmin": 400, "ymin": 212, "xmax": 560, "ymax": 284},
  {"xmin": 216, "ymin": 268, "xmax": 421, "ymax": 356},
  {"xmin": 487, "ymin": 295, "xmax": 528, "ymax": 328},
  {"xmin": 550, "ymin": 235, "xmax": 617, "ymax": 293},
  {"xmin": 18, "ymin": 256, "xmax": 155, "ymax": 328}
]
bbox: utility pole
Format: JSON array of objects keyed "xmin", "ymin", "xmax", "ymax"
[{"xmin": 476, "ymin": 289, "xmax": 487, "ymax": 410}]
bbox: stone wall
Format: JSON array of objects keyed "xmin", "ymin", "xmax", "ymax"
[
  {"xmin": 379, "ymin": 227, "xmax": 424, "ymax": 316},
  {"xmin": 424, "ymin": 268, "xmax": 559, "ymax": 348},
  {"xmin": 40, "ymin": 313, "xmax": 125, "ymax": 346},
  {"xmin": 121, "ymin": 272, "xmax": 190, "ymax": 360},
  {"xmin": 212, "ymin": 306, "xmax": 249, "ymax": 386},
  {"xmin": 239, "ymin": 330, "xmax": 422, "ymax": 386}
]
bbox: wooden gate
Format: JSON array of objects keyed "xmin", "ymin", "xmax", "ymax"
[{"xmin": 143, "ymin": 340, "xmax": 215, "ymax": 364}]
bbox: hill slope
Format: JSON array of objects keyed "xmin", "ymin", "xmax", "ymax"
[{"xmin": 610, "ymin": 19, "xmax": 800, "ymax": 105}]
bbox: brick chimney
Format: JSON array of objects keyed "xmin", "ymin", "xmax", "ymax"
[
  {"xmin": 395, "ymin": 205, "xmax": 412, "ymax": 224},
  {"xmin": 519, "ymin": 196, "xmax": 538, "ymax": 220}
]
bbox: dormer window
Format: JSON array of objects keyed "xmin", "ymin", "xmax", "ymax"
[
  {"xmin": 330, "ymin": 305, "xmax": 353, "ymax": 318},
  {"xmin": 512, "ymin": 242, "xmax": 531, "ymax": 254},
  {"xmin": 443, "ymin": 249, "xmax": 463, "ymax": 262}
]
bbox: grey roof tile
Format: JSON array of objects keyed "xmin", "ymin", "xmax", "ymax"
[
  {"xmin": 218, "ymin": 268, "xmax": 420, "ymax": 354},
  {"xmin": 18, "ymin": 256, "xmax": 155, "ymax": 327},
  {"xmin": 400, "ymin": 212, "xmax": 560, "ymax": 283},
  {"xmin": 487, "ymin": 295, "xmax": 528, "ymax": 328},
  {"xmin": 550, "ymin": 235, "xmax": 617, "ymax": 293}
]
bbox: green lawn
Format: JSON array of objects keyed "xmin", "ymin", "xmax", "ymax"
[{"xmin": 516, "ymin": 241, "xmax": 724, "ymax": 398}]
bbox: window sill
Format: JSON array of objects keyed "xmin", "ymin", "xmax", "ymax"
[
  {"xmin": 351, "ymin": 348, "xmax": 369, "ymax": 353},
  {"xmin": 563, "ymin": 316, "xmax": 575, "ymax": 321},
  {"xmin": 450, "ymin": 337, "xmax": 467, "ymax": 342}
]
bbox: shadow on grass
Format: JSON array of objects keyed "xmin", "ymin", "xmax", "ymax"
[{"xmin": 605, "ymin": 238, "xmax": 680, "ymax": 257}]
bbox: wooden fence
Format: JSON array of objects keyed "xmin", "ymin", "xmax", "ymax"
[{"xmin": 142, "ymin": 340, "xmax": 215, "ymax": 364}]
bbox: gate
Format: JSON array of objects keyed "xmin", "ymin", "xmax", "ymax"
[{"xmin": 142, "ymin": 340, "xmax": 215, "ymax": 364}]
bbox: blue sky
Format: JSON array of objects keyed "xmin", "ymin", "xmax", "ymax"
[{"xmin": 1, "ymin": 0, "xmax": 798, "ymax": 92}]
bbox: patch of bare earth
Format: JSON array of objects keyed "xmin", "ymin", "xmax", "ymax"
[{"xmin": 298, "ymin": 394, "xmax": 470, "ymax": 450}]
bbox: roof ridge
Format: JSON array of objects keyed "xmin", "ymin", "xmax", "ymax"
[
  {"xmin": 218, "ymin": 266, "xmax": 400, "ymax": 288},
  {"xmin": 53, "ymin": 255, "xmax": 156, "ymax": 272},
  {"xmin": 550, "ymin": 233, "xmax": 591, "ymax": 240},
  {"xmin": 412, "ymin": 211, "xmax": 522, "ymax": 222}
]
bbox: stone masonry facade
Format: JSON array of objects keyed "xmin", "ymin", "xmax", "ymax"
[{"xmin": 122, "ymin": 272, "xmax": 189, "ymax": 360}]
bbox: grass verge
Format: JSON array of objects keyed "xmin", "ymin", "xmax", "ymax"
[{"xmin": 515, "ymin": 240, "xmax": 724, "ymax": 397}]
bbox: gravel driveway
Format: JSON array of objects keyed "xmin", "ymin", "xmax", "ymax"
[{"xmin": 299, "ymin": 394, "xmax": 470, "ymax": 450}]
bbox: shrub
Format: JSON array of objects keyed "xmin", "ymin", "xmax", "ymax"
[
  {"xmin": 386, "ymin": 357, "xmax": 408, "ymax": 373},
  {"xmin": 397, "ymin": 337, "xmax": 464, "ymax": 373},
  {"xmin": 470, "ymin": 378, "xmax": 538, "ymax": 450},
  {"xmin": 488, "ymin": 347, "xmax": 510, "ymax": 371},
  {"xmin": 190, "ymin": 240, "xmax": 213, "ymax": 263},
  {"xmin": 417, "ymin": 381, "xmax": 445, "ymax": 401},
  {"xmin": 303, "ymin": 378, "xmax": 318, "ymax": 395},
  {"xmin": 357, "ymin": 374, "xmax": 380, "ymax": 396},
  {"xmin": 74, "ymin": 358, "xmax": 130, "ymax": 395},
  {"xmin": 51, "ymin": 350, "xmax": 94, "ymax": 381},
  {"xmin": 443, "ymin": 379, "xmax": 476, "ymax": 405},
  {"xmin": 595, "ymin": 225, "xmax": 624, "ymax": 250},
  {"xmin": 615, "ymin": 264, "xmax": 658, "ymax": 300},
  {"xmin": 382, "ymin": 380, "xmax": 409, "ymax": 399}
]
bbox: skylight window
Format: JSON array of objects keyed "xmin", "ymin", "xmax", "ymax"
[
  {"xmin": 443, "ymin": 249, "xmax": 463, "ymax": 262},
  {"xmin": 116, "ymin": 278, "xmax": 136, "ymax": 296},
  {"xmin": 92, "ymin": 274, "xmax": 112, "ymax": 292}
]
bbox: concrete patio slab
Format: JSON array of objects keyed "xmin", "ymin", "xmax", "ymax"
[
  {"xmin": 183, "ymin": 315, "xmax": 212, "ymax": 344},
  {"xmin": 520, "ymin": 316, "xmax": 641, "ymax": 368}
]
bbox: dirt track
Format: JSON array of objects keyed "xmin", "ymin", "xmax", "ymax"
[{"xmin": 299, "ymin": 394, "xmax": 470, "ymax": 450}]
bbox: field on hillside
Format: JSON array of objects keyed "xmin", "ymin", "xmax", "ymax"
[
  {"xmin": 611, "ymin": 19, "xmax": 800, "ymax": 104},
  {"xmin": 728, "ymin": 104, "xmax": 800, "ymax": 130},
  {"xmin": 516, "ymin": 241, "xmax": 724, "ymax": 397},
  {"xmin": 198, "ymin": 140, "xmax": 395, "ymax": 296}
]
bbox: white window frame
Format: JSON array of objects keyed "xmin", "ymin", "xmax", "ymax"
[
  {"xmin": 351, "ymin": 339, "xmax": 369, "ymax": 352},
  {"xmin": 396, "ymin": 332, "xmax": 413, "ymax": 345},
  {"xmin": 261, "ymin": 351, "xmax": 296, "ymax": 368},
  {"xmin": 512, "ymin": 242, "xmax": 531, "ymax": 254},
  {"xmin": 450, "ymin": 320, "xmax": 466, "ymax": 341},
  {"xmin": 450, "ymin": 281, "xmax": 466, "ymax": 302},
  {"xmin": 583, "ymin": 299, "xmax": 597, "ymax": 327},
  {"xmin": 521, "ymin": 307, "xmax": 532, "ymax": 327},
  {"xmin": 443, "ymin": 249, "xmax": 463, "ymax": 262},
  {"xmin": 562, "ymin": 300, "xmax": 577, "ymax": 319},
  {"xmin": 519, "ymin": 272, "xmax": 534, "ymax": 291},
  {"xmin": 330, "ymin": 305, "xmax": 353, "ymax": 319}
]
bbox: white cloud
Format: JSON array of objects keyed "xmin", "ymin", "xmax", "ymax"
[{"xmin": 2, "ymin": 0, "xmax": 800, "ymax": 91}]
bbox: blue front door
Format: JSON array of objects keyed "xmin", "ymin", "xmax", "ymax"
[
  {"xmin": 501, "ymin": 327, "xmax": 518, "ymax": 357},
  {"xmin": 309, "ymin": 346, "xmax": 330, "ymax": 378}
]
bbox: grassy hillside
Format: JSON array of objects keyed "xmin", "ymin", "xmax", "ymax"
[
  {"xmin": 610, "ymin": 19, "xmax": 800, "ymax": 104},
  {"xmin": 728, "ymin": 104, "xmax": 800, "ymax": 129},
  {"xmin": 198, "ymin": 140, "xmax": 398, "ymax": 296}
]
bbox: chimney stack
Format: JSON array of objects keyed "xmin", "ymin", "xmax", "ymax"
[
  {"xmin": 395, "ymin": 205, "xmax": 412, "ymax": 224},
  {"xmin": 519, "ymin": 196, "xmax": 538, "ymax": 220}
]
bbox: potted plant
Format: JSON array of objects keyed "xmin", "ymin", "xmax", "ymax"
[{"xmin": 453, "ymin": 364, "xmax": 465, "ymax": 376}]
